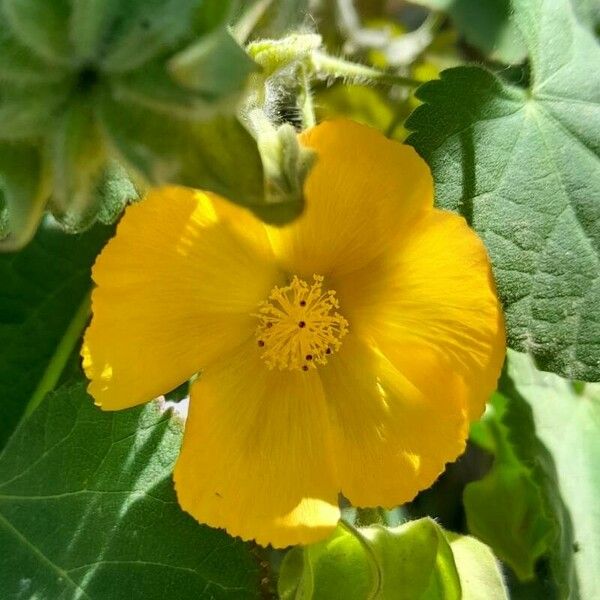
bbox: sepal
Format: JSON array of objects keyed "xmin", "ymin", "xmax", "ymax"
[
  {"xmin": 247, "ymin": 109, "xmax": 315, "ymax": 225},
  {"xmin": 279, "ymin": 518, "xmax": 508, "ymax": 600}
]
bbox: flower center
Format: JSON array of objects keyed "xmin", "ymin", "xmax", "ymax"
[{"xmin": 254, "ymin": 275, "xmax": 349, "ymax": 371}]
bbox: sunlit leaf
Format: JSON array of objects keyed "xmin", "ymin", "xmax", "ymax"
[
  {"xmin": 572, "ymin": 0, "xmax": 600, "ymax": 31},
  {"xmin": 0, "ymin": 383, "xmax": 261, "ymax": 599},
  {"xmin": 407, "ymin": 0, "xmax": 600, "ymax": 381},
  {"xmin": 507, "ymin": 350, "xmax": 600, "ymax": 600},
  {"xmin": 446, "ymin": 533, "xmax": 509, "ymax": 600}
]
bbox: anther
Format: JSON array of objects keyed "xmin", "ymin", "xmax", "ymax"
[{"xmin": 253, "ymin": 275, "xmax": 348, "ymax": 371}]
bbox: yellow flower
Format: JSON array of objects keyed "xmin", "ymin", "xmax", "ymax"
[{"xmin": 82, "ymin": 120, "xmax": 505, "ymax": 548}]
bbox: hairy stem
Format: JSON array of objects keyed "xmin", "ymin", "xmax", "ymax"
[{"xmin": 311, "ymin": 52, "xmax": 421, "ymax": 87}]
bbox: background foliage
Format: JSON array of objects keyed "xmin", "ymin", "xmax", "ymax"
[{"xmin": 0, "ymin": 0, "xmax": 598, "ymax": 598}]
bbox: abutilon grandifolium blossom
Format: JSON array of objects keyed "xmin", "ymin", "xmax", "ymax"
[{"xmin": 82, "ymin": 120, "xmax": 505, "ymax": 547}]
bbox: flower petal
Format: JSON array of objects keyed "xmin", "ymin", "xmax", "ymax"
[
  {"xmin": 320, "ymin": 334, "xmax": 469, "ymax": 508},
  {"xmin": 267, "ymin": 119, "xmax": 433, "ymax": 277},
  {"xmin": 83, "ymin": 187, "xmax": 279, "ymax": 410},
  {"xmin": 174, "ymin": 340, "xmax": 340, "ymax": 548},
  {"xmin": 334, "ymin": 209, "xmax": 505, "ymax": 422}
]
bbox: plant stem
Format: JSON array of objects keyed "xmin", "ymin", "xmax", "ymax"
[
  {"xmin": 299, "ymin": 66, "xmax": 316, "ymax": 128},
  {"xmin": 24, "ymin": 290, "xmax": 91, "ymax": 417},
  {"xmin": 311, "ymin": 52, "xmax": 421, "ymax": 87}
]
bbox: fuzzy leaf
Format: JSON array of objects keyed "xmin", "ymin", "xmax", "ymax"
[
  {"xmin": 93, "ymin": 161, "xmax": 139, "ymax": 225},
  {"xmin": 0, "ymin": 383, "xmax": 261, "ymax": 599},
  {"xmin": 407, "ymin": 0, "xmax": 600, "ymax": 381},
  {"xmin": 68, "ymin": 0, "xmax": 121, "ymax": 63},
  {"xmin": 572, "ymin": 0, "xmax": 600, "ymax": 30},
  {"xmin": 99, "ymin": 95, "xmax": 270, "ymax": 216},
  {"xmin": 111, "ymin": 57, "xmax": 247, "ymax": 121},
  {"xmin": 0, "ymin": 28, "xmax": 66, "ymax": 84},
  {"xmin": 0, "ymin": 0, "xmax": 259, "ymax": 246},
  {"xmin": 169, "ymin": 29, "xmax": 258, "ymax": 99},
  {"xmin": 50, "ymin": 100, "xmax": 106, "ymax": 226},
  {"xmin": 446, "ymin": 533, "xmax": 508, "ymax": 600},
  {"xmin": 0, "ymin": 142, "xmax": 49, "ymax": 249},
  {"xmin": 0, "ymin": 82, "xmax": 70, "ymax": 141},
  {"xmin": 98, "ymin": 0, "xmax": 201, "ymax": 73},
  {"xmin": 507, "ymin": 350, "xmax": 600, "ymax": 600},
  {"xmin": 2, "ymin": 0, "xmax": 71, "ymax": 65}
]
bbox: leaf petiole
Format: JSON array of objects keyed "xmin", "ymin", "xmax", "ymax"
[{"xmin": 24, "ymin": 290, "xmax": 91, "ymax": 417}]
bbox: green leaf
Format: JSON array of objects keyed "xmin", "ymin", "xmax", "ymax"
[
  {"xmin": 572, "ymin": 0, "xmax": 600, "ymax": 30},
  {"xmin": 93, "ymin": 161, "xmax": 140, "ymax": 225},
  {"xmin": 507, "ymin": 350, "xmax": 600, "ymax": 600},
  {"xmin": 99, "ymin": 94, "xmax": 271, "ymax": 217},
  {"xmin": 0, "ymin": 142, "xmax": 50, "ymax": 250},
  {"xmin": 111, "ymin": 48, "xmax": 252, "ymax": 121},
  {"xmin": 0, "ymin": 82, "xmax": 70, "ymax": 140},
  {"xmin": 0, "ymin": 0, "xmax": 260, "ymax": 246},
  {"xmin": 411, "ymin": 0, "xmax": 526, "ymax": 63},
  {"xmin": 0, "ymin": 28, "xmax": 66, "ymax": 84},
  {"xmin": 407, "ymin": 0, "xmax": 600, "ymax": 381},
  {"xmin": 68, "ymin": 0, "xmax": 122, "ymax": 63},
  {"xmin": 279, "ymin": 519, "xmax": 506, "ymax": 600},
  {"xmin": 466, "ymin": 366, "xmax": 579, "ymax": 596},
  {"xmin": 169, "ymin": 29, "xmax": 258, "ymax": 100},
  {"xmin": 0, "ymin": 220, "xmax": 112, "ymax": 447},
  {"xmin": 464, "ymin": 394, "xmax": 557, "ymax": 581},
  {"xmin": 50, "ymin": 99, "xmax": 107, "ymax": 226},
  {"xmin": 2, "ymin": 0, "xmax": 72, "ymax": 66},
  {"xmin": 0, "ymin": 382, "xmax": 261, "ymax": 599},
  {"xmin": 98, "ymin": 0, "xmax": 201, "ymax": 73},
  {"xmin": 445, "ymin": 533, "xmax": 509, "ymax": 600},
  {"xmin": 49, "ymin": 161, "xmax": 138, "ymax": 234}
]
